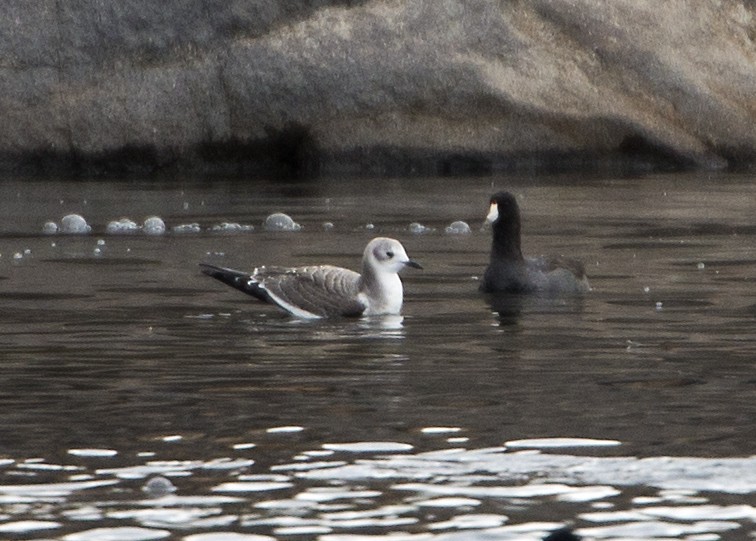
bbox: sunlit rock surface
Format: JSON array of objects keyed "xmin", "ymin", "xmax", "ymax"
[{"xmin": 0, "ymin": 0, "xmax": 753, "ymax": 175}]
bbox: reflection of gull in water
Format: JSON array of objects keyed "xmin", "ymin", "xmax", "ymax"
[
  {"xmin": 359, "ymin": 314, "xmax": 404, "ymax": 332},
  {"xmin": 200, "ymin": 237, "xmax": 421, "ymax": 319},
  {"xmin": 302, "ymin": 314, "xmax": 406, "ymax": 342},
  {"xmin": 356, "ymin": 314, "xmax": 406, "ymax": 341}
]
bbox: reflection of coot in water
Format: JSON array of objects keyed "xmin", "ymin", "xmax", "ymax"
[
  {"xmin": 485, "ymin": 292, "xmax": 525, "ymax": 325},
  {"xmin": 480, "ymin": 192, "xmax": 590, "ymax": 295},
  {"xmin": 485, "ymin": 290, "xmax": 586, "ymax": 326}
]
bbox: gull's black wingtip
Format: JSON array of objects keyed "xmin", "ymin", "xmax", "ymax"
[
  {"xmin": 198, "ymin": 262, "xmax": 217, "ymax": 276},
  {"xmin": 198, "ymin": 262, "xmax": 271, "ymax": 304}
]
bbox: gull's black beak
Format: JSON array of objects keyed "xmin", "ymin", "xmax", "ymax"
[{"xmin": 404, "ymin": 259, "xmax": 423, "ymax": 270}]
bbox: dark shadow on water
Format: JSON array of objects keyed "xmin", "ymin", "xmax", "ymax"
[
  {"xmin": 484, "ymin": 292, "xmax": 525, "ymax": 325},
  {"xmin": 483, "ymin": 292, "xmax": 587, "ymax": 326}
]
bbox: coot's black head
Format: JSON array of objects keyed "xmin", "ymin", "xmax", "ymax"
[
  {"xmin": 485, "ymin": 191, "xmax": 521, "ymax": 229},
  {"xmin": 485, "ymin": 191, "xmax": 524, "ymax": 260}
]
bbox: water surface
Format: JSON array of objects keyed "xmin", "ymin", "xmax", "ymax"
[{"xmin": 0, "ymin": 173, "xmax": 754, "ymax": 540}]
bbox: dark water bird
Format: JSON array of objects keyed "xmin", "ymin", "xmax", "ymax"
[
  {"xmin": 480, "ymin": 191, "xmax": 590, "ymax": 295},
  {"xmin": 200, "ymin": 237, "xmax": 421, "ymax": 319},
  {"xmin": 543, "ymin": 527, "xmax": 582, "ymax": 541}
]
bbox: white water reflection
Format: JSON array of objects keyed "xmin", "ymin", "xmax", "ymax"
[
  {"xmin": 323, "ymin": 442, "xmax": 415, "ymax": 453},
  {"xmin": 504, "ymin": 438, "xmax": 621, "ymax": 449},
  {"xmin": 0, "ymin": 442, "xmax": 754, "ymax": 539},
  {"xmin": 298, "ymin": 448, "xmax": 756, "ymax": 494},
  {"xmin": 63, "ymin": 527, "xmax": 171, "ymax": 540},
  {"xmin": 0, "ymin": 520, "xmax": 61, "ymax": 533},
  {"xmin": 0, "ymin": 479, "xmax": 118, "ymax": 497}
]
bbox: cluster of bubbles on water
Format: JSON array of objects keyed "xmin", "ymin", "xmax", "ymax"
[
  {"xmin": 407, "ymin": 220, "xmax": 472, "ymax": 235},
  {"xmin": 40, "ymin": 213, "xmax": 473, "ymax": 236},
  {"xmin": 41, "ymin": 213, "xmax": 302, "ymax": 236},
  {"xmin": 5, "ymin": 212, "xmax": 472, "ymax": 263}
]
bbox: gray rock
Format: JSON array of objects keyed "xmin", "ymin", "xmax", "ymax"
[{"xmin": 0, "ymin": 0, "xmax": 753, "ymax": 175}]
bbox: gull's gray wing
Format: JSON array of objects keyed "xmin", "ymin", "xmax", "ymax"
[{"xmin": 254, "ymin": 265, "xmax": 365, "ymax": 318}]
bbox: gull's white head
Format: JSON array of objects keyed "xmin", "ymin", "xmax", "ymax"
[{"xmin": 364, "ymin": 237, "xmax": 422, "ymax": 275}]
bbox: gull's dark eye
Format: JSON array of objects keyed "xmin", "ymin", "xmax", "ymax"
[{"xmin": 386, "ymin": 251, "xmax": 394, "ymax": 258}]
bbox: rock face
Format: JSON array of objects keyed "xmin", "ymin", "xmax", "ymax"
[{"xmin": 0, "ymin": 0, "xmax": 754, "ymax": 176}]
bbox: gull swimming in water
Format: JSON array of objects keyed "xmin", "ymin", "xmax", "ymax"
[
  {"xmin": 480, "ymin": 191, "xmax": 590, "ymax": 295},
  {"xmin": 200, "ymin": 237, "xmax": 422, "ymax": 318}
]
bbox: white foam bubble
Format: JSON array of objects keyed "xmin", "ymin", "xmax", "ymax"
[
  {"xmin": 143, "ymin": 216, "xmax": 166, "ymax": 235},
  {"xmin": 264, "ymin": 213, "xmax": 301, "ymax": 231},
  {"xmin": 445, "ymin": 220, "xmax": 472, "ymax": 234},
  {"xmin": 408, "ymin": 222, "xmax": 432, "ymax": 234},
  {"xmin": 210, "ymin": 222, "xmax": 254, "ymax": 233},
  {"xmin": 141, "ymin": 476, "xmax": 177, "ymax": 497},
  {"xmin": 172, "ymin": 223, "xmax": 202, "ymax": 234},
  {"xmin": 106, "ymin": 218, "xmax": 140, "ymax": 234},
  {"xmin": 42, "ymin": 221, "xmax": 59, "ymax": 234},
  {"xmin": 60, "ymin": 214, "xmax": 91, "ymax": 234}
]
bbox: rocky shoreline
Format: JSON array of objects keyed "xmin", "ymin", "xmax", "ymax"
[{"xmin": 1, "ymin": 1, "xmax": 753, "ymax": 177}]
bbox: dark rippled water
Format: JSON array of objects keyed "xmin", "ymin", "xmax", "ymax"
[{"xmin": 0, "ymin": 173, "xmax": 754, "ymax": 540}]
